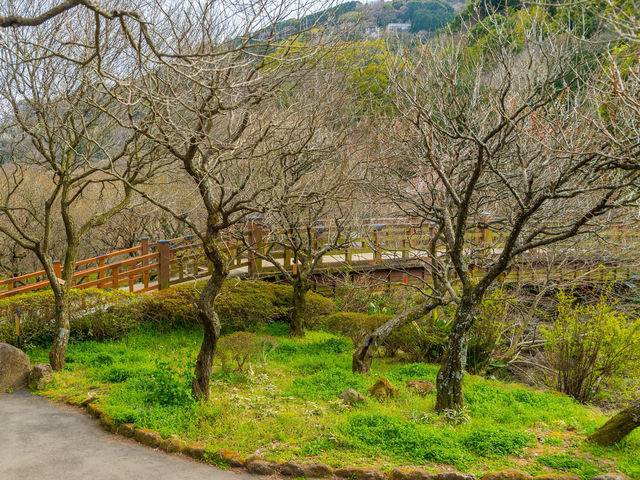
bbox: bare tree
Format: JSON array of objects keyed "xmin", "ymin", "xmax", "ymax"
[
  {"xmin": 99, "ymin": 0, "xmax": 339, "ymax": 399},
  {"xmin": 0, "ymin": 11, "xmax": 157, "ymax": 369},
  {"xmin": 359, "ymin": 16, "xmax": 640, "ymax": 412}
]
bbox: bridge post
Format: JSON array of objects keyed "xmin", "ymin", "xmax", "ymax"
[
  {"xmin": 141, "ymin": 237, "xmax": 150, "ymax": 290},
  {"xmin": 53, "ymin": 260, "xmax": 62, "ymax": 281},
  {"xmin": 157, "ymin": 240, "xmax": 170, "ymax": 290},
  {"xmin": 247, "ymin": 218, "xmax": 263, "ymax": 277},
  {"xmin": 373, "ymin": 225, "xmax": 384, "ymax": 264}
]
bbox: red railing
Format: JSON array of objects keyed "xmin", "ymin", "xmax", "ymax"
[{"xmin": 1, "ymin": 219, "xmax": 637, "ymax": 299}]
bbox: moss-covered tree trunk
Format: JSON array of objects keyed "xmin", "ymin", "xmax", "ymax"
[
  {"xmin": 49, "ymin": 290, "xmax": 71, "ymax": 371},
  {"xmin": 588, "ymin": 400, "xmax": 640, "ymax": 446},
  {"xmin": 291, "ymin": 277, "xmax": 308, "ymax": 337},
  {"xmin": 435, "ymin": 296, "xmax": 476, "ymax": 412},
  {"xmin": 352, "ymin": 301, "xmax": 441, "ymax": 374},
  {"xmin": 192, "ymin": 240, "xmax": 227, "ymax": 400}
]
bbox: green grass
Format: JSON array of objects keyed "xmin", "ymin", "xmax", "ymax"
[{"xmin": 27, "ymin": 327, "xmax": 640, "ymax": 478}]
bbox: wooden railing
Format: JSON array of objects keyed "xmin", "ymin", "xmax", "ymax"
[{"xmin": 1, "ymin": 219, "xmax": 638, "ymax": 299}]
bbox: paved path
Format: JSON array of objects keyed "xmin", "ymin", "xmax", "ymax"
[{"xmin": 0, "ymin": 390, "xmax": 257, "ymax": 480}]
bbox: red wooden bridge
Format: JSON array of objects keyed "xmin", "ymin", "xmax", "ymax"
[{"xmin": 0, "ymin": 220, "xmax": 636, "ymax": 300}]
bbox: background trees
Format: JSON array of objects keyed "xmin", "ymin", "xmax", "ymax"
[
  {"xmin": 0, "ymin": 10, "xmax": 158, "ymax": 369},
  {"xmin": 369, "ymin": 14, "xmax": 640, "ymax": 410}
]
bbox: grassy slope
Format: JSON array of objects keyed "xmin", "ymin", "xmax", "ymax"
[{"xmin": 27, "ymin": 326, "xmax": 639, "ymax": 479}]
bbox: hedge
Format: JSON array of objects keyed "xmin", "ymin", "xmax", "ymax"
[{"xmin": 0, "ymin": 280, "xmax": 337, "ymax": 347}]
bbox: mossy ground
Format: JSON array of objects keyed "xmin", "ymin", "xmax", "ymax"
[{"xmin": 27, "ymin": 326, "xmax": 639, "ymax": 479}]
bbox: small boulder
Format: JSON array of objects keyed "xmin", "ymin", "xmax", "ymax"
[
  {"xmin": 406, "ymin": 380, "xmax": 434, "ymax": 396},
  {"xmin": 590, "ymin": 475, "xmax": 633, "ymax": 480},
  {"xmin": 99, "ymin": 413, "xmax": 116, "ymax": 433},
  {"xmin": 534, "ymin": 475, "xmax": 582, "ymax": 480},
  {"xmin": 0, "ymin": 343, "xmax": 30, "ymax": 393},
  {"xmin": 212, "ymin": 449, "xmax": 245, "ymax": 467},
  {"xmin": 438, "ymin": 473, "xmax": 476, "ymax": 480},
  {"xmin": 303, "ymin": 463, "xmax": 334, "ymax": 478},
  {"xmin": 335, "ymin": 467, "xmax": 387, "ymax": 480},
  {"xmin": 160, "ymin": 436, "xmax": 184, "ymax": 454},
  {"xmin": 391, "ymin": 468, "xmax": 437, "ymax": 480},
  {"xmin": 368, "ymin": 377, "xmax": 398, "ymax": 399},
  {"xmin": 116, "ymin": 423, "xmax": 135, "ymax": 438},
  {"xmin": 481, "ymin": 470, "xmax": 532, "ymax": 480},
  {"xmin": 340, "ymin": 388, "xmax": 366, "ymax": 405},
  {"xmin": 245, "ymin": 456, "xmax": 279, "ymax": 475},
  {"xmin": 134, "ymin": 428, "xmax": 162, "ymax": 449},
  {"xmin": 184, "ymin": 442, "xmax": 206, "ymax": 460},
  {"xmin": 28, "ymin": 363, "xmax": 53, "ymax": 390},
  {"xmin": 280, "ymin": 462, "xmax": 306, "ymax": 477}
]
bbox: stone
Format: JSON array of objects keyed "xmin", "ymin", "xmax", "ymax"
[
  {"xmin": 438, "ymin": 473, "xmax": 476, "ymax": 480},
  {"xmin": 99, "ymin": 413, "xmax": 116, "ymax": 433},
  {"xmin": 245, "ymin": 456, "xmax": 279, "ymax": 475},
  {"xmin": 0, "ymin": 343, "xmax": 30, "ymax": 393},
  {"xmin": 340, "ymin": 388, "xmax": 366, "ymax": 405},
  {"xmin": 481, "ymin": 470, "xmax": 532, "ymax": 480},
  {"xmin": 280, "ymin": 462, "xmax": 306, "ymax": 477},
  {"xmin": 28, "ymin": 363, "xmax": 53, "ymax": 390},
  {"xmin": 303, "ymin": 463, "xmax": 334, "ymax": 478},
  {"xmin": 86, "ymin": 403, "xmax": 103, "ymax": 418},
  {"xmin": 160, "ymin": 436, "xmax": 184, "ymax": 454},
  {"xmin": 184, "ymin": 442, "xmax": 206, "ymax": 460},
  {"xmin": 212, "ymin": 449, "xmax": 245, "ymax": 467},
  {"xmin": 116, "ymin": 423, "xmax": 135, "ymax": 438},
  {"xmin": 391, "ymin": 468, "xmax": 437, "ymax": 480},
  {"xmin": 590, "ymin": 475, "xmax": 633, "ymax": 480},
  {"xmin": 405, "ymin": 380, "xmax": 434, "ymax": 396},
  {"xmin": 368, "ymin": 377, "xmax": 398, "ymax": 399},
  {"xmin": 534, "ymin": 475, "xmax": 582, "ymax": 480},
  {"xmin": 335, "ymin": 467, "xmax": 387, "ymax": 480},
  {"xmin": 134, "ymin": 428, "xmax": 162, "ymax": 449}
]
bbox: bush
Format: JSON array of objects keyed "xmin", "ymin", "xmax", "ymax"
[
  {"xmin": 139, "ymin": 280, "xmax": 336, "ymax": 333},
  {"xmin": 0, "ymin": 280, "xmax": 336, "ymax": 347},
  {"xmin": 542, "ymin": 287, "xmax": 640, "ymax": 403},
  {"xmin": 217, "ymin": 331, "xmax": 278, "ymax": 372},
  {"xmin": 321, "ymin": 312, "xmax": 391, "ymax": 345},
  {"xmin": 0, "ymin": 289, "xmax": 142, "ymax": 347}
]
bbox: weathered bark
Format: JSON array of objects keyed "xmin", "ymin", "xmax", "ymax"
[
  {"xmin": 352, "ymin": 300, "xmax": 442, "ymax": 374},
  {"xmin": 291, "ymin": 277, "xmax": 308, "ymax": 337},
  {"xmin": 49, "ymin": 291, "xmax": 71, "ymax": 371},
  {"xmin": 588, "ymin": 400, "xmax": 640, "ymax": 446},
  {"xmin": 435, "ymin": 297, "xmax": 476, "ymax": 411},
  {"xmin": 192, "ymin": 240, "xmax": 227, "ymax": 400}
]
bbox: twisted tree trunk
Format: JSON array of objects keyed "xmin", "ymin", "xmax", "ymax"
[
  {"xmin": 49, "ymin": 290, "xmax": 71, "ymax": 371},
  {"xmin": 192, "ymin": 241, "xmax": 227, "ymax": 400},
  {"xmin": 588, "ymin": 400, "xmax": 640, "ymax": 446},
  {"xmin": 352, "ymin": 300, "xmax": 442, "ymax": 374},
  {"xmin": 435, "ymin": 296, "xmax": 476, "ymax": 412}
]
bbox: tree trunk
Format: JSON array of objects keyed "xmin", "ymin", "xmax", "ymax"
[
  {"xmin": 352, "ymin": 300, "xmax": 442, "ymax": 374},
  {"xmin": 192, "ymin": 239, "xmax": 227, "ymax": 400},
  {"xmin": 435, "ymin": 297, "xmax": 476, "ymax": 411},
  {"xmin": 588, "ymin": 400, "xmax": 640, "ymax": 446},
  {"xmin": 49, "ymin": 291, "xmax": 70, "ymax": 371},
  {"xmin": 291, "ymin": 277, "xmax": 308, "ymax": 337}
]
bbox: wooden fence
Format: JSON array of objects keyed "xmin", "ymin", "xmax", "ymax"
[{"xmin": 0, "ymin": 219, "xmax": 637, "ymax": 299}]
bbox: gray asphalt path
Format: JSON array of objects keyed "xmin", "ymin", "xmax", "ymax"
[{"xmin": 0, "ymin": 390, "xmax": 258, "ymax": 480}]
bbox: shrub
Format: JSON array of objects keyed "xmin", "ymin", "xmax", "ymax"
[
  {"xmin": 217, "ymin": 331, "xmax": 278, "ymax": 372},
  {"xmin": 0, "ymin": 289, "xmax": 142, "ymax": 347},
  {"xmin": 142, "ymin": 359, "xmax": 195, "ymax": 407},
  {"xmin": 542, "ymin": 287, "xmax": 640, "ymax": 403},
  {"xmin": 321, "ymin": 312, "xmax": 391, "ymax": 345},
  {"xmin": 140, "ymin": 280, "xmax": 336, "ymax": 333},
  {"xmin": 0, "ymin": 280, "xmax": 336, "ymax": 347}
]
